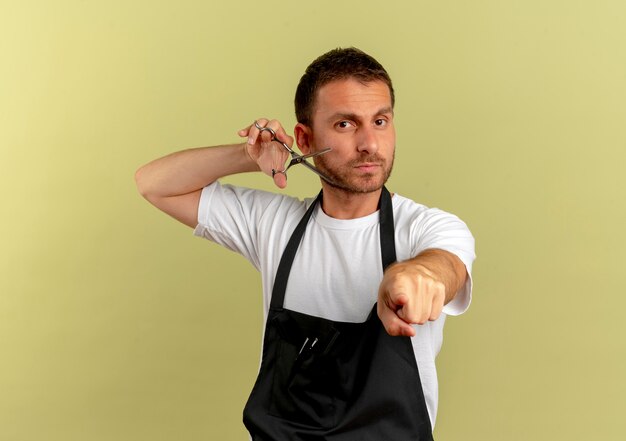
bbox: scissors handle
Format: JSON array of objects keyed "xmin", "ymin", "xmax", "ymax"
[
  {"xmin": 254, "ymin": 122, "xmax": 296, "ymax": 154},
  {"xmin": 254, "ymin": 121, "xmax": 336, "ymax": 185},
  {"xmin": 288, "ymin": 148, "xmax": 332, "ymax": 165}
]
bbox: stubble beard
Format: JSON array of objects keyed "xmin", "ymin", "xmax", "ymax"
[{"xmin": 314, "ymin": 151, "xmax": 395, "ymax": 194}]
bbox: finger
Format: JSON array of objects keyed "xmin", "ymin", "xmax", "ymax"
[
  {"xmin": 246, "ymin": 118, "xmax": 269, "ymax": 145},
  {"xmin": 269, "ymin": 144, "xmax": 289, "ymax": 187},
  {"xmin": 273, "ymin": 171, "xmax": 288, "ymax": 189},
  {"xmin": 397, "ymin": 303, "xmax": 428, "ymax": 325},
  {"xmin": 268, "ymin": 120, "xmax": 294, "ymax": 147},
  {"xmin": 245, "ymin": 118, "xmax": 290, "ymax": 185},
  {"xmin": 412, "ymin": 279, "xmax": 432, "ymax": 324},
  {"xmin": 389, "ymin": 288, "xmax": 409, "ymax": 303},
  {"xmin": 377, "ymin": 302, "xmax": 416, "ymax": 337},
  {"xmin": 387, "ymin": 282, "xmax": 418, "ymax": 323},
  {"xmin": 257, "ymin": 118, "xmax": 282, "ymax": 144},
  {"xmin": 415, "ymin": 277, "xmax": 445, "ymax": 323},
  {"xmin": 429, "ymin": 290, "xmax": 445, "ymax": 322},
  {"xmin": 419, "ymin": 296, "xmax": 432, "ymax": 325},
  {"xmin": 396, "ymin": 276, "xmax": 438, "ymax": 325},
  {"xmin": 237, "ymin": 124, "xmax": 252, "ymax": 138},
  {"xmin": 257, "ymin": 119, "xmax": 292, "ymax": 148},
  {"xmin": 387, "ymin": 284, "xmax": 410, "ymax": 308}
]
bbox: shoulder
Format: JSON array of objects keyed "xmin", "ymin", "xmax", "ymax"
[
  {"xmin": 392, "ymin": 193, "xmax": 459, "ymax": 227},
  {"xmin": 391, "ymin": 193, "xmax": 429, "ymax": 218},
  {"xmin": 391, "ymin": 193, "xmax": 475, "ymax": 258},
  {"xmin": 201, "ymin": 181, "xmax": 304, "ymax": 212},
  {"xmin": 198, "ymin": 181, "xmax": 317, "ymax": 226}
]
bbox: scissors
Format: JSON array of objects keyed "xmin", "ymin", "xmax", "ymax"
[{"xmin": 254, "ymin": 121, "xmax": 334, "ymax": 184}]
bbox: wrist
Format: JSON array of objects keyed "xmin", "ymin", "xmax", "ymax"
[{"xmin": 241, "ymin": 143, "xmax": 261, "ymax": 171}]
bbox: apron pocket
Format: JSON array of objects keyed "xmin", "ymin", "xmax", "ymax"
[
  {"xmin": 268, "ymin": 311, "xmax": 344, "ymax": 429},
  {"xmin": 269, "ymin": 339, "xmax": 337, "ymax": 429}
]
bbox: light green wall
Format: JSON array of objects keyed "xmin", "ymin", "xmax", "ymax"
[{"xmin": 1, "ymin": 1, "xmax": 624, "ymax": 440}]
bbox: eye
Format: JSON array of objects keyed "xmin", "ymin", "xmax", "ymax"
[
  {"xmin": 374, "ymin": 118, "xmax": 387, "ymax": 127},
  {"xmin": 336, "ymin": 120, "xmax": 354, "ymax": 129}
]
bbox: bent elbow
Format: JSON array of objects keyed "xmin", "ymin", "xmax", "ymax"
[{"xmin": 134, "ymin": 165, "xmax": 152, "ymax": 199}]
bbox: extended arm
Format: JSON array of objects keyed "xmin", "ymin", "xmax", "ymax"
[
  {"xmin": 377, "ymin": 249, "xmax": 468, "ymax": 337},
  {"xmin": 135, "ymin": 119, "xmax": 291, "ymax": 227}
]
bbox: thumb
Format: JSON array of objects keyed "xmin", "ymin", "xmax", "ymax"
[
  {"xmin": 237, "ymin": 124, "xmax": 252, "ymax": 138},
  {"xmin": 393, "ymin": 293, "xmax": 409, "ymax": 307},
  {"xmin": 273, "ymin": 171, "xmax": 288, "ymax": 189}
]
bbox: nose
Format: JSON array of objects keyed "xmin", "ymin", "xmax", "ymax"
[{"xmin": 356, "ymin": 126, "xmax": 379, "ymax": 155}]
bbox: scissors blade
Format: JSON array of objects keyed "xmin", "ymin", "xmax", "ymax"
[
  {"xmin": 289, "ymin": 148, "xmax": 332, "ymax": 165},
  {"xmin": 300, "ymin": 158, "xmax": 336, "ymax": 185},
  {"xmin": 298, "ymin": 147, "xmax": 332, "ymax": 160},
  {"xmin": 285, "ymin": 147, "xmax": 335, "ymax": 184}
]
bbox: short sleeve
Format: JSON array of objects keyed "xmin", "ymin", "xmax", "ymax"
[
  {"xmin": 410, "ymin": 208, "xmax": 476, "ymax": 316},
  {"xmin": 192, "ymin": 182, "xmax": 276, "ymax": 270}
]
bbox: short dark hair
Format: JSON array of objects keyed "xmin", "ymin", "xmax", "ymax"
[{"xmin": 294, "ymin": 47, "xmax": 395, "ymax": 125}]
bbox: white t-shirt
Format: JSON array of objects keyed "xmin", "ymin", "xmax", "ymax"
[{"xmin": 194, "ymin": 182, "xmax": 476, "ymax": 428}]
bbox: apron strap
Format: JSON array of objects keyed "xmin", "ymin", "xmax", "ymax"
[
  {"xmin": 378, "ymin": 186, "xmax": 396, "ymax": 271},
  {"xmin": 270, "ymin": 191, "xmax": 322, "ymax": 309},
  {"xmin": 270, "ymin": 187, "xmax": 396, "ymax": 309}
]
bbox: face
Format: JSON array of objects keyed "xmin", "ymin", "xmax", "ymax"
[{"xmin": 299, "ymin": 78, "xmax": 396, "ymax": 194}]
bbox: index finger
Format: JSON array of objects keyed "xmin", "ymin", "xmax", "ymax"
[
  {"xmin": 262, "ymin": 120, "xmax": 294, "ymax": 149},
  {"xmin": 377, "ymin": 301, "xmax": 416, "ymax": 337},
  {"xmin": 238, "ymin": 118, "xmax": 269, "ymax": 145}
]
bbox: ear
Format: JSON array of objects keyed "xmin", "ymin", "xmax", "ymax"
[{"xmin": 294, "ymin": 123, "xmax": 313, "ymax": 154}]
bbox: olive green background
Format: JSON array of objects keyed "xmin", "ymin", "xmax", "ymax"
[{"xmin": 1, "ymin": 1, "xmax": 624, "ymax": 440}]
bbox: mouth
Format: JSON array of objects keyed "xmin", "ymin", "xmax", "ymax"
[{"xmin": 354, "ymin": 163, "xmax": 381, "ymax": 173}]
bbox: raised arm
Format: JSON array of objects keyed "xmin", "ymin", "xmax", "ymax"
[
  {"xmin": 134, "ymin": 119, "xmax": 292, "ymax": 227},
  {"xmin": 377, "ymin": 249, "xmax": 468, "ymax": 337}
]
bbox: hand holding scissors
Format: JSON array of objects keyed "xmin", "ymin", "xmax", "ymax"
[{"xmin": 239, "ymin": 119, "xmax": 334, "ymax": 188}]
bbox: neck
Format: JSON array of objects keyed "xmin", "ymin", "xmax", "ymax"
[{"xmin": 319, "ymin": 185, "xmax": 383, "ymax": 219}]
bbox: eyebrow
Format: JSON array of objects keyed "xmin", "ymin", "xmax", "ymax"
[{"xmin": 326, "ymin": 106, "xmax": 394, "ymax": 123}]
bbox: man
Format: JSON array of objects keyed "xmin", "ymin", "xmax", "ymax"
[{"xmin": 136, "ymin": 47, "xmax": 475, "ymax": 440}]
